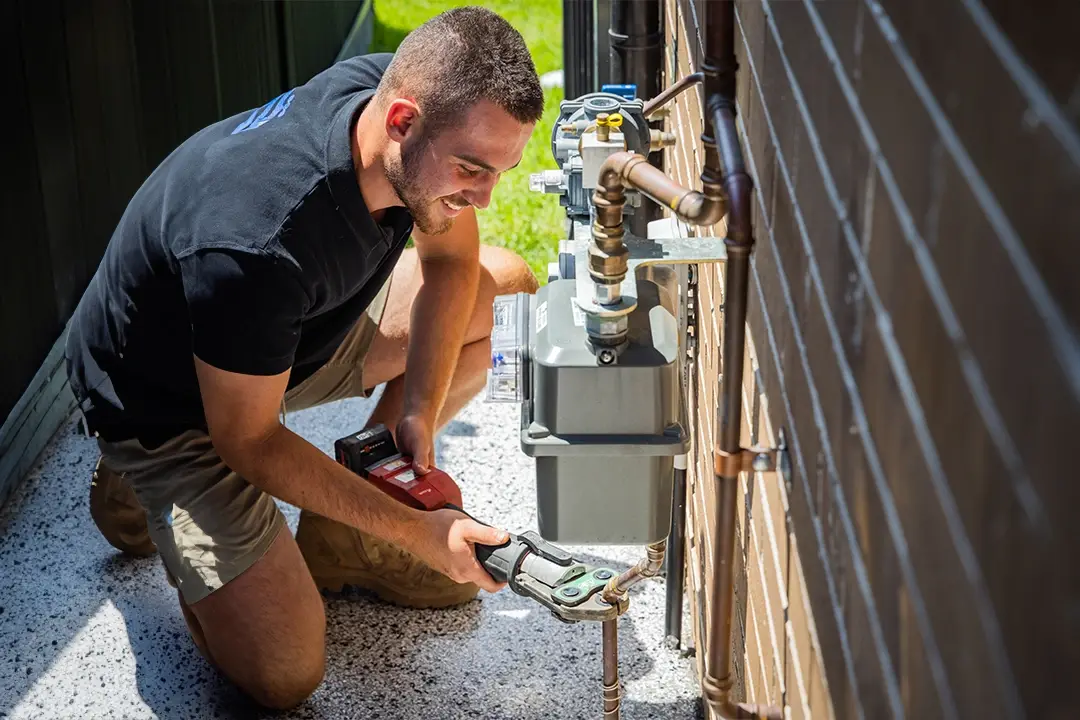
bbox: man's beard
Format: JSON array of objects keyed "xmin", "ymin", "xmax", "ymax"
[{"xmin": 385, "ymin": 136, "xmax": 453, "ymax": 235}]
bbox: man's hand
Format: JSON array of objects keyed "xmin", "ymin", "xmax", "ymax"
[
  {"xmin": 396, "ymin": 414, "xmax": 434, "ymax": 474},
  {"xmin": 408, "ymin": 508, "xmax": 510, "ymax": 594}
]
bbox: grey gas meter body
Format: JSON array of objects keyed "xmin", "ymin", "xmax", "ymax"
[
  {"xmin": 498, "ymin": 276, "xmax": 687, "ymax": 544},
  {"xmin": 486, "ymin": 86, "xmax": 721, "ymax": 547}
]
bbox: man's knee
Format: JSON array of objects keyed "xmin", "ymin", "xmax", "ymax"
[
  {"xmin": 246, "ymin": 654, "xmax": 326, "ymax": 710},
  {"xmin": 479, "ymin": 245, "xmax": 540, "ymax": 298},
  {"xmin": 466, "ymin": 246, "xmax": 538, "ymax": 345},
  {"xmin": 185, "ymin": 528, "xmax": 328, "ymax": 710}
]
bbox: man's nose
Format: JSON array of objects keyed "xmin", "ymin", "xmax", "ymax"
[{"xmin": 463, "ymin": 173, "xmax": 499, "ymax": 210}]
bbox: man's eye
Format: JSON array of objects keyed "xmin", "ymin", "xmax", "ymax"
[{"xmin": 460, "ymin": 165, "xmax": 482, "ymax": 177}]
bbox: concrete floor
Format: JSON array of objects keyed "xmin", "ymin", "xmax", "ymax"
[{"xmin": 0, "ymin": 392, "xmax": 701, "ymax": 719}]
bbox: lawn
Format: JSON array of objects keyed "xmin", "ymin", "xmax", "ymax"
[{"xmin": 370, "ymin": 0, "xmax": 566, "ymax": 280}]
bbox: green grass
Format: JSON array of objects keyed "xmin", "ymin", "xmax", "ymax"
[{"xmin": 371, "ymin": 1, "xmax": 565, "ymax": 280}]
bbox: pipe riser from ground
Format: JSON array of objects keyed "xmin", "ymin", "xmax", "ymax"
[
  {"xmin": 602, "ymin": 619, "xmax": 621, "ymax": 719},
  {"xmin": 664, "ymin": 465, "xmax": 688, "ymax": 645}
]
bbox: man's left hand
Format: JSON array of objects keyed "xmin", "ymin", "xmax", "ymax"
[{"xmin": 396, "ymin": 414, "xmax": 434, "ymax": 474}]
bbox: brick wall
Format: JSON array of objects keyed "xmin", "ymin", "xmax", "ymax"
[{"xmin": 664, "ymin": 1, "xmax": 1080, "ymax": 718}]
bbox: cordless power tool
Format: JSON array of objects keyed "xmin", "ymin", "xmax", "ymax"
[{"xmin": 334, "ymin": 424, "xmax": 624, "ymax": 622}]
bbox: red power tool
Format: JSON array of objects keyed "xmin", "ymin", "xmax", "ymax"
[
  {"xmin": 335, "ymin": 424, "xmax": 463, "ymax": 510},
  {"xmin": 334, "ymin": 424, "xmax": 621, "ymax": 623}
]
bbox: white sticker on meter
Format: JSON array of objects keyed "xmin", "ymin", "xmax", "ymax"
[
  {"xmin": 571, "ymin": 302, "xmax": 585, "ymax": 327},
  {"xmin": 536, "ymin": 301, "xmax": 548, "ymax": 332}
]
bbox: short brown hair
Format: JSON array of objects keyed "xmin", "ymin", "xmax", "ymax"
[{"xmin": 375, "ymin": 7, "xmax": 544, "ymax": 132}]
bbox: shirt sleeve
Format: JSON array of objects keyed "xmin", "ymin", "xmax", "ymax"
[{"xmin": 178, "ymin": 248, "xmax": 309, "ymax": 376}]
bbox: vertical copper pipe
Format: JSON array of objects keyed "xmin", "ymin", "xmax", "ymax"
[
  {"xmin": 664, "ymin": 464, "xmax": 689, "ymax": 647},
  {"xmin": 716, "ymin": 244, "xmax": 751, "ymax": 451},
  {"xmin": 700, "ymin": 3, "xmax": 782, "ymax": 719},
  {"xmin": 602, "ymin": 619, "xmax": 621, "ymax": 719}
]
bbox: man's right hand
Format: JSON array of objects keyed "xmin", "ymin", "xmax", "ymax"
[{"xmin": 407, "ymin": 508, "xmax": 510, "ymax": 594}]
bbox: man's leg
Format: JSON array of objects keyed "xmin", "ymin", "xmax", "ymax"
[
  {"xmin": 361, "ymin": 243, "xmax": 540, "ymax": 433},
  {"xmin": 294, "ymin": 244, "xmax": 538, "ymax": 606},
  {"xmin": 99, "ymin": 432, "xmax": 326, "ymax": 710},
  {"xmin": 182, "ymin": 529, "xmax": 325, "ymax": 709}
]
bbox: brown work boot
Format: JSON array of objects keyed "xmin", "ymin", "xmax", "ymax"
[
  {"xmin": 295, "ymin": 510, "xmax": 479, "ymax": 608},
  {"xmin": 88, "ymin": 456, "xmax": 157, "ymax": 557}
]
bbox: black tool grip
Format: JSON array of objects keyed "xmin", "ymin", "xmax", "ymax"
[
  {"xmin": 473, "ymin": 539, "xmax": 521, "ymax": 584},
  {"xmin": 443, "ymin": 504, "xmax": 528, "ymax": 584}
]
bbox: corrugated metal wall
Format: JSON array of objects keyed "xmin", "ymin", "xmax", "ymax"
[
  {"xmin": 665, "ymin": 1, "xmax": 1079, "ymax": 718},
  {"xmin": 1, "ymin": 0, "xmax": 362, "ymax": 425}
]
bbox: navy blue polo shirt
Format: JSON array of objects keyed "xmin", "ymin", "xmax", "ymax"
[{"xmin": 65, "ymin": 53, "xmax": 414, "ymax": 447}]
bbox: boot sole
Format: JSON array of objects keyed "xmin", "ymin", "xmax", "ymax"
[{"xmin": 310, "ymin": 572, "xmax": 479, "ymax": 609}]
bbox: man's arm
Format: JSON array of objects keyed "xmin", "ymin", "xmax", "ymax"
[
  {"xmin": 193, "ymin": 358, "xmax": 507, "ymax": 592},
  {"xmin": 395, "ymin": 206, "xmax": 482, "ymax": 471}
]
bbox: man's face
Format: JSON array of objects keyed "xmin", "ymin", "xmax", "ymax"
[{"xmin": 385, "ymin": 99, "xmax": 535, "ymax": 234}]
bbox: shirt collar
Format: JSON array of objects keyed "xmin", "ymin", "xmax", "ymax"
[{"xmin": 324, "ymin": 90, "xmax": 414, "ymax": 247}]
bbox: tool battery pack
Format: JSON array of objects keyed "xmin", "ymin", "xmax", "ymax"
[{"xmin": 334, "ymin": 424, "xmax": 463, "ymax": 510}]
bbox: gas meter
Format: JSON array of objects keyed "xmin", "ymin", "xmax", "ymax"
[{"xmin": 486, "ymin": 84, "xmax": 720, "ymax": 546}]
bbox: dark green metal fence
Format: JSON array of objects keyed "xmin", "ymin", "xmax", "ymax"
[{"xmin": 1, "ymin": 0, "xmax": 371, "ymax": 506}]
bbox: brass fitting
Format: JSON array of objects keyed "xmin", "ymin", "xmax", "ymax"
[
  {"xmin": 596, "ymin": 112, "xmax": 623, "ymax": 143},
  {"xmin": 649, "ymin": 129, "xmax": 678, "ymax": 152}
]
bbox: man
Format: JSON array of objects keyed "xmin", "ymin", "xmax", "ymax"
[{"xmin": 64, "ymin": 7, "xmax": 543, "ymax": 709}]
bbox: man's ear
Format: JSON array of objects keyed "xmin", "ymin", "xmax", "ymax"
[{"xmin": 384, "ymin": 98, "xmax": 422, "ymax": 144}]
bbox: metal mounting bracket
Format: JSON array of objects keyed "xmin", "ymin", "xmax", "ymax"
[{"xmin": 712, "ymin": 427, "xmax": 793, "ymax": 482}]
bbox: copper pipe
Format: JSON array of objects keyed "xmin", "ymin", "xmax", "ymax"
[
  {"xmin": 699, "ymin": 2, "xmax": 781, "ymax": 719},
  {"xmin": 594, "ymin": 152, "xmax": 726, "ymax": 230},
  {"xmin": 664, "ymin": 463, "xmax": 689, "ymax": 647},
  {"xmin": 601, "ymin": 540, "xmax": 667, "ymax": 605},
  {"xmin": 602, "ymin": 620, "xmax": 621, "ymax": 719},
  {"xmin": 643, "ymin": 71, "xmax": 705, "ymax": 118}
]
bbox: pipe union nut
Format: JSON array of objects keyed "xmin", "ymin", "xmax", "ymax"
[
  {"xmin": 594, "ymin": 283, "xmax": 621, "ymax": 305},
  {"xmin": 588, "ymin": 243, "xmax": 629, "ymax": 275},
  {"xmin": 587, "ymin": 315, "xmax": 629, "ymax": 340}
]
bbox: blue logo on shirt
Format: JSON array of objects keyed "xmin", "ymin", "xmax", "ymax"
[{"xmin": 232, "ymin": 90, "xmax": 295, "ymax": 135}]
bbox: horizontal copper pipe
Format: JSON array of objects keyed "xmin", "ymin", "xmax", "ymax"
[
  {"xmin": 594, "ymin": 152, "xmax": 726, "ymax": 229},
  {"xmin": 643, "ymin": 71, "xmax": 704, "ymax": 118}
]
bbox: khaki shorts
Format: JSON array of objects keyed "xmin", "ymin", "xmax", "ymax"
[{"xmin": 96, "ymin": 279, "xmax": 392, "ymax": 605}]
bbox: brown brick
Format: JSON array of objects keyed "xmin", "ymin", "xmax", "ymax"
[
  {"xmin": 785, "ymin": 632, "xmax": 810, "ymax": 720},
  {"xmin": 979, "ymin": 0, "xmax": 1080, "ymax": 108},
  {"xmin": 856, "ymin": 15, "xmax": 942, "ymax": 233},
  {"xmin": 874, "ymin": 0, "xmax": 1080, "ymax": 317},
  {"xmin": 802, "ymin": 282, "xmax": 847, "ymax": 453},
  {"xmin": 786, "ymin": 431, "xmax": 849, "ymax": 709},
  {"xmin": 859, "ymin": 323, "xmax": 1009, "ymax": 719},
  {"xmin": 760, "ymin": 10, "xmax": 799, "ymax": 170},
  {"xmin": 754, "ymin": 483, "xmax": 787, "ymax": 668},
  {"xmin": 736, "ymin": 0, "xmax": 767, "ymax": 74},
  {"xmin": 815, "ymin": 0, "xmax": 862, "ymax": 79},
  {"xmin": 787, "ymin": 544, "xmax": 814, "ymax": 696},
  {"xmin": 897, "ymin": 585, "xmax": 946, "ymax": 720},
  {"xmin": 808, "ymin": 653, "xmax": 836, "ymax": 720},
  {"xmin": 932, "ymin": 157, "xmax": 1075, "ymax": 534},
  {"xmin": 839, "ymin": 535, "xmax": 897, "ymax": 720},
  {"xmin": 866, "ymin": 154, "xmax": 1078, "ymax": 714}
]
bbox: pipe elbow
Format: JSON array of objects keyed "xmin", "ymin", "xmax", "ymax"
[
  {"xmin": 596, "ymin": 151, "xmax": 641, "ymax": 194},
  {"xmin": 671, "ymin": 189, "xmax": 726, "ymax": 227}
]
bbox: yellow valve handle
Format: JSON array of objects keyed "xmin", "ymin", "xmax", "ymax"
[{"xmin": 607, "ymin": 112, "xmax": 623, "ymax": 128}]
